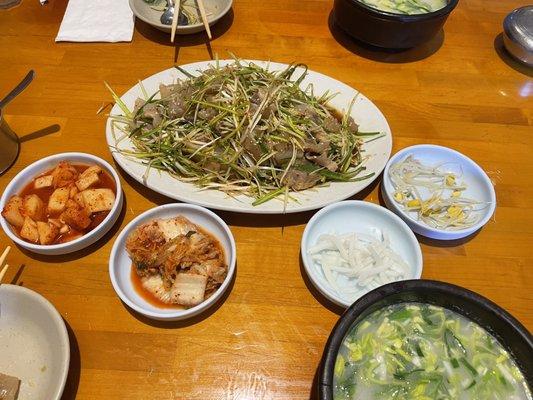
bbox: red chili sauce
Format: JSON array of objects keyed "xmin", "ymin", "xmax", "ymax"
[
  {"xmin": 130, "ymin": 265, "xmax": 185, "ymax": 310},
  {"xmin": 129, "ymin": 224, "xmax": 225, "ymax": 309},
  {"xmin": 15, "ymin": 163, "xmax": 116, "ymax": 244}
]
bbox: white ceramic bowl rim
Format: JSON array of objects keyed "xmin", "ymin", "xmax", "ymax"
[
  {"xmin": 383, "ymin": 144, "xmax": 497, "ymax": 235},
  {"xmin": 109, "ymin": 203, "xmax": 237, "ymax": 320},
  {"xmin": 301, "ymin": 200, "xmax": 423, "ymax": 307},
  {"xmin": 1, "ymin": 284, "xmax": 70, "ymax": 399},
  {"xmin": 130, "ymin": 0, "xmax": 233, "ymax": 30},
  {"xmin": 0, "ymin": 152, "xmax": 122, "ymax": 251}
]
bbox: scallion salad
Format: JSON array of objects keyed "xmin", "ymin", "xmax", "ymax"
[{"xmin": 108, "ymin": 58, "xmax": 381, "ymax": 206}]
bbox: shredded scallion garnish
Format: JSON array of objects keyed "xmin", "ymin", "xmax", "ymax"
[{"xmin": 109, "ymin": 58, "xmax": 381, "ymax": 206}]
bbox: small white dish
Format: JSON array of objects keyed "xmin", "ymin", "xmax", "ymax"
[
  {"xmin": 0, "ymin": 284, "xmax": 70, "ymax": 400},
  {"xmin": 0, "ymin": 152, "xmax": 123, "ymax": 255},
  {"xmin": 129, "ymin": 0, "xmax": 232, "ymax": 35},
  {"xmin": 109, "ymin": 203, "xmax": 236, "ymax": 321},
  {"xmin": 382, "ymin": 144, "xmax": 497, "ymax": 240},
  {"xmin": 301, "ymin": 200, "xmax": 423, "ymax": 308}
]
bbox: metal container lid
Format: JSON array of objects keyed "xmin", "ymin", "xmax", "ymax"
[{"xmin": 503, "ymin": 6, "xmax": 533, "ymax": 66}]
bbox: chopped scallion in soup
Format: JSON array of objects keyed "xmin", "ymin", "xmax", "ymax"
[
  {"xmin": 358, "ymin": 0, "xmax": 447, "ymax": 15},
  {"xmin": 334, "ymin": 303, "xmax": 531, "ymax": 400}
]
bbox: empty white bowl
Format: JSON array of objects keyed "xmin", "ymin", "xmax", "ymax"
[
  {"xmin": 0, "ymin": 152, "xmax": 123, "ymax": 255},
  {"xmin": 301, "ymin": 200, "xmax": 423, "ymax": 308},
  {"xmin": 129, "ymin": 0, "xmax": 232, "ymax": 35},
  {"xmin": 109, "ymin": 203, "xmax": 236, "ymax": 321},
  {"xmin": 382, "ymin": 144, "xmax": 496, "ymax": 240},
  {"xmin": 0, "ymin": 284, "xmax": 70, "ymax": 400}
]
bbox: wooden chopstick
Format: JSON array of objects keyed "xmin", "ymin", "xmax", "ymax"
[
  {"xmin": 171, "ymin": 0, "xmax": 181, "ymax": 43},
  {"xmin": 196, "ymin": 0, "xmax": 212, "ymax": 40},
  {"xmin": 0, "ymin": 246, "xmax": 11, "ymax": 268},
  {"xmin": 0, "ymin": 264, "xmax": 8, "ymax": 284},
  {"xmin": 0, "ymin": 246, "xmax": 11, "ymax": 284}
]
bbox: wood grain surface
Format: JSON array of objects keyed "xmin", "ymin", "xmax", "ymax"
[{"xmin": 0, "ymin": 0, "xmax": 531, "ymax": 399}]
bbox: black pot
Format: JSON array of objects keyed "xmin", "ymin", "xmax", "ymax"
[
  {"xmin": 332, "ymin": 0, "xmax": 459, "ymax": 49},
  {"xmin": 319, "ymin": 279, "xmax": 533, "ymax": 399}
]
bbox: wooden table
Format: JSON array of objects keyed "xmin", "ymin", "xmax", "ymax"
[{"xmin": 0, "ymin": 0, "xmax": 531, "ymax": 398}]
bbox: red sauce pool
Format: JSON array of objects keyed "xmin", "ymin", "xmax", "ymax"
[
  {"xmin": 130, "ymin": 265, "xmax": 185, "ymax": 310},
  {"xmin": 129, "ymin": 224, "xmax": 225, "ymax": 310},
  {"xmin": 16, "ymin": 163, "xmax": 116, "ymax": 244}
]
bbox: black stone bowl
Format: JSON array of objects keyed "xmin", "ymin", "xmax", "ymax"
[
  {"xmin": 319, "ymin": 279, "xmax": 533, "ymax": 399},
  {"xmin": 332, "ymin": 0, "xmax": 459, "ymax": 49}
]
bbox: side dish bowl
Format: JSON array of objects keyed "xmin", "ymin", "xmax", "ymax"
[
  {"xmin": 0, "ymin": 284, "xmax": 70, "ymax": 400},
  {"xmin": 0, "ymin": 152, "xmax": 123, "ymax": 255},
  {"xmin": 382, "ymin": 144, "xmax": 496, "ymax": 240},
  {"xmin": 301, "ymin": 200, "xmax": 423, "ymax": 308},
  {"xmin": 318, "ymin": 279, "xmax": 533, "ymax": 399},
  {"xmin": 129, "ymin": 0, "xmax": 232, "ymax": 35},
  {"xmin": 332, "ymin": 0, "xmax": 459, "ymax": 49},
  {"xmin": 109, "ymin": 203, "xmax": 236, "ymax": 321}
]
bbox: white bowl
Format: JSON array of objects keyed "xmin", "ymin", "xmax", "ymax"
[
  {"xmin": 301, "ymin": 200, "xmax": 423, "ymax": 308},
  {"xmin": 0, "ymin": 152, "xmax": 123, "ymax": 255},
  {"xmin": 109, "ymin": 203, "xmax": 236, "ymax": 321},
  {"xmin": 0, "ymin": 284, "xmax": 70, "ymax": 400},
  {"xmin": 382, "ymin": 144, "xmax": 497, "ymax": 240},
  {"xmin": 129, "ymin": 0, "xmax": 232, "ymax": 35}
]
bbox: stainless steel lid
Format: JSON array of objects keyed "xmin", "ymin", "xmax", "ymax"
[{"xmin": 503, "ymin": 6, "xmax": 533, "ymax": 66}]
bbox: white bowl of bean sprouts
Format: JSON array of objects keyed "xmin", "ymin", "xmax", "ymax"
[{"xmin": 382, "ymin": 144, "xmax": 496, "ymax": 240}]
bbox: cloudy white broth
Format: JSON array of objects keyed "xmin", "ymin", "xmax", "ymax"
[
  {"xmin": 358, "ymin": 0, "xmax": 447, "ymax": 14},
  {"xmin": 333, "ymin": 303, "xmax": 531, "ymax": 400}
]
